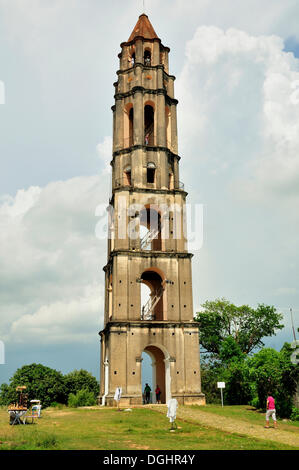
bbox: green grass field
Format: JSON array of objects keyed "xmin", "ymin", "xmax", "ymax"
[
  {"xmin": 193, "ymin": 405, "xmax": 299, "ymax": 432},
  {"xmin": 0, "ymin": 405, "xmax": 298, "ymax": 450}
]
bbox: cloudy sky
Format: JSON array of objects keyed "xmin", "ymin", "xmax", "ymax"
[{"xmin": 0, "ymin": 0, "xmax": 299, "ymax": 385}]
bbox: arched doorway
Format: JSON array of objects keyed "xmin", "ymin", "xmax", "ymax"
[{"xmin": 141, "ymin": 345, "xmax": 171, "ymax": 404}]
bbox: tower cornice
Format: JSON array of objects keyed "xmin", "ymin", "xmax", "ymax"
[
  {"xmin": 99, "ymin": 320, "xmax": 200, "ymax": 337},
  {"xmin": 109, "ymin": 186, "xmax": 188, "ymax": 204},
  {"xmin": 119, "ymin": 36, "xmax": 170, "ymax": 51},
  {"xmin": 103, "ymin": 250, "xmax": 193, "ymax": 273},
  {"xmin": 119, "ymin": 37, "xmax": 170, "ymax": 54},
  {"xmin": 109, "ymin": 250, "xmax": 193, "ymax": 259},
  {"xmin": 114, "ymin": 86, "xmax": 178, "ymax": 105},
  {"xmin": 111, "ymin": 144, "xmax": 181, "ymax": 160},
  {"xmin": 116, "ymin": 64, "xmax": 176, "ymax": 81}
]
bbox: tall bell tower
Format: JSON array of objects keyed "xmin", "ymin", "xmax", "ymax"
[{"xmin": 99, "ymin": 14, "xmax": 205, "ymax": 406}]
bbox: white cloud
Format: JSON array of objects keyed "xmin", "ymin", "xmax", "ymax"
[
  {"xmin": 97, "ymin": 136, "xmax": 112, "ymax": 175},
  {"xmin": 0, "ymin": 186, "xmax": 41, "ymax": 217},
  {"xmin": 176, "ymin": 25, "xmax": 299, "ymax": 330},
  {"xmin": 177, "ymin": 26, "xmax": 299, "ymax": 201},
  {"xmin": 0, "ymin": 174, "xmax": 107, "ymax": 345},
  {"xmin": 10, "ymin": 283, "xmax": 102, "ymax": 345}
]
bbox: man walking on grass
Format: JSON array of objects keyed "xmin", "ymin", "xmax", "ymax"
[{"xmin": 265, "ymin": 395, "xmax": 277, "ymax": 429}]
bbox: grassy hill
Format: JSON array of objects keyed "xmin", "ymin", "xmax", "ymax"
[{"xmin": 0, "ymin": 405, "xmax": 298, "ymax": 450}]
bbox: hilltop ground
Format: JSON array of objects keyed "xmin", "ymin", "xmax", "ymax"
[{"xmin": 0, "ymin": 404, "xmax": 298, "ymax": 450}]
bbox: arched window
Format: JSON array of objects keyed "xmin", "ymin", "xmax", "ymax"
[
  {"xmin": 123, "ymin": 165, "xmax": 132, "ymax": 186},
  {"xmin": 108, "ymin": 273, "xmax": 113, "ymax": 319},
  {"xmin": 169, "ymin": 172, "xmax": 174, "ymax": 190},
  {"xmin": 144, "ymin": 50, "xmax": 151, "ymax": 66},
  {"xmin": 129, "ymin": 107, "xmax": 134, "ymax": 146},
  {"xmin": 124, "ymin": 104, "xmax": 134, "ymax": 148},
  {"xmin": 147, "ymin": 162, "xmax": 156, "ymax": 184},
  {"xmin": 165, "ymin": 106, "xmax": 171, "ymax": 148},
  {"xmin": 128, "ymin": 52, "xmax": 135, "ymax": 68},
  {"xmin": 144, "ymin": 104, "xmax": 154, "ymax": 145},
  {"xmin": 140, "ymin": 207, "xmax": 161, "ymax": 251}
]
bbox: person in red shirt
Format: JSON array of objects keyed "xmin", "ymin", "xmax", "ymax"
[
  {"xmin": 265, "ymin": 395, "xmax": 277, "ymax": 429},
  {"xmin": 155, "ymin": 385, "xmax": 161, "ymax": 404}
]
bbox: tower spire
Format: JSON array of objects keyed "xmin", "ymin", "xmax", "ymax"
[{"xmin": 128, "ymin": 13, "xmax": 159, "ymax": 42}]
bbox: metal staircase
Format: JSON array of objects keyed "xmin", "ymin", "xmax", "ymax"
[
  {"xmin": 141, "ymin": 287, "xmax": 163, "ymax": 320},
  {"xmin": 140, "ymin": 226, "xmax": 160, "ymax": 250}
]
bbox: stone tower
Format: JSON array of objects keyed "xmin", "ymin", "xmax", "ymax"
[{"xmin": 99, "ymin": 14, "xmax": 205, "ymax": 406}]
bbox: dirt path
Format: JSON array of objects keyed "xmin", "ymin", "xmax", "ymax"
[{"xmin": 149, "ymin": 405, "xmax": 299, "ymax": 448}]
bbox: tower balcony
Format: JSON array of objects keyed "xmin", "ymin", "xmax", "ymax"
[
  {"xmin": 113, "ymin": 176, "xmax": 184, "ymax": 192},
  {"xmin": 121, "ymin": 135, "xmax": 175, "ymax": 153}
]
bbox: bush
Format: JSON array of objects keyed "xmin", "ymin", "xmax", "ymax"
[
  {"xmin": 249, "ymin": 397, "xmax": 260, "ymax": 409},
  {"xmin": 200, "ymin": 360, "xmax": 222, "ymax": 404},
  {"xmin": 67, "ymin": 389, "xmax": 97, "ymax": 408},
  {"xmin": 0, "ymin": 383, "xmax": 14, "ymax": 406},
  {"xmin": 290, "ymin": 407, "xmax": 299, "ymax": 421},
  {"xmin": 201, "ymin": 351, "xmax": 254, "ymax": 406},
  {"xmin": 0, "ymin": 364, "xmax": 67, "ymax": 408},
  {"xmin": 248, "ymin": 345, "xmax": 299, "ymax": 418},
  {"xmin": 0, "ymin": 364, "xmax": 99, "ymax": 409},
  {"xmin": 50, "ymin": 402, "xmax": 67, "ymax": 409},
  {"xmin": 64, "ymin": 369, "xmax": 99, "ymax": 398},
  {"xmin": 222, "ymin": 360, "xmax": 254, "ymax": 405}
]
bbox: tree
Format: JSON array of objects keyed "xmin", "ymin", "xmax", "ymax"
[
  {"xmin": 200, "ymin": 361, "xmax": 222, "ymax": 404},
  {"xmin": 0, "ymin": 363, "xmax": 67, "ymax": 408},
  {"xmin": 219, "ymin": 336, "xmax": 244, "ymax": 363},
  {"xmin": 195, "ymin": 298, "xmax": 284, "ymax": 355},
  {"xmin": 0, "ymin": 383, "xmax": 14, "ymax": 406},
  {"xmin": 64, "ymin": 369, "xmax": 99, "ymax": 398},
  {"xmin": 221, "ymin": 360, "xmax": 254, "ymax": 405},
  {"xmin": 202, "ymin": 336, "xmax": 254, "ymax": 405},
  {"xmin": 200, "ymin": 353, "xmax": 254, "ymax": 406},
  {"xmin": 249, "ymin": 345, "xmax": 299, "ymax": 417}
]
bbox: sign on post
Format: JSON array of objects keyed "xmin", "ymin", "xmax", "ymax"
[
  {"xmin": 291, "ymin": 341, "xmax": 299, "ymax": 365},
  {"xmin": 217, "ymin": 382, "xmax": 225, "ymax": 407}
]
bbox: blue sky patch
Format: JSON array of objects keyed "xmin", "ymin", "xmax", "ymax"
[{"xmin": 284, "ymin": 36, "xmax": 299, "ymax": 58}]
